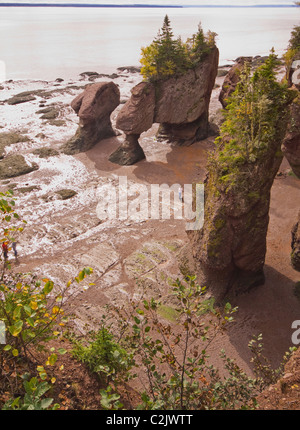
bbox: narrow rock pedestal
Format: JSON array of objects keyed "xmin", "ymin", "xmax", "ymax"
[
  {"xmin": 61, "ymin": 82, "xmax": 120, "ymax": 155},
  {"xmin": 109, "ymin": 134, "xmax": 146, "ymax": 166}
]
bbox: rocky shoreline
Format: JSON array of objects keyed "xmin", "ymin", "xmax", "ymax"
[{"xmin": 0, "ymin": 61, "xmax": 300, "ymax": 380}]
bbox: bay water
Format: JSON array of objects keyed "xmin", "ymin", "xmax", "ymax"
[{"xmin": 0, "ymin": 6, "xmax": 299, "ymax": 80}]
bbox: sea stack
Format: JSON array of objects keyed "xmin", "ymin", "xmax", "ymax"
[
  {"xmin": 61, "ymin": 81, "xmax": 120, "ymax": 155},
  {"xmin": 109, "ymin": 46, "xmax": 219, "ymax": 165}
]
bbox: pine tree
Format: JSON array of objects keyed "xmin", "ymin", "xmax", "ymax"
[
  {"xmin": 140, "ymin": 16, "xmax": 217, "ymax": 81},
  {"xmin": 153, "ymin": 15, "xmax": 179, "ymax": 77}
]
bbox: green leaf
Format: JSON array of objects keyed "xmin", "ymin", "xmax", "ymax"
[
  {"xmin": 43, "ymin": 281, "xmax": 54, "ymax": 295},
  {"xmin": 40, "ymin": 398, "xmax": 54, "ymax": 409},
  {"xmin": 48, "ymin": 353, "xmax": 58, "ymax": 366},
  {"xmin": 9, "ymin": 320, "xmax": 23, "ymax": 337},
  {"xmin": 78, "ymin": 270, "xmax": 85, "ymax": 281},
  {"xmin": 24, "ymin": 304, "xmax": 32, "ymax": 316},
  {"xmin": 26, "ymin": 317, "xmax": 35, "ymax": 327},
  {"xmin": 3, "ymin": 344, "xmax": 12, "ymax": 351},
  {"xmin": 35, "ymin": 381, "xmax": 51, "ymax": 398},
  {"xmin": 13, "ymin": 306, "xmax": 21, "ymax": 320}
]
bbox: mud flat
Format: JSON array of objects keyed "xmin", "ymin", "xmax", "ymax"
[{"xmin": 0, "ymin": 67, "xmax": 299, "ymax": 377}]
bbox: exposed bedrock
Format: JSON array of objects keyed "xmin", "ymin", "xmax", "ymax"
[
  {"xmin": 61, "ymin": 82, "xmax": 120, "ymax": 155},
  {"xmin": 292, "ymin": 212, "xmax": 300, "ymax": 272},
  {"xmin": 110, "ymin": 47, "xmax": 219, "ymax": 165},
  {"xmin": 282, "ymin": 93, "xmax": 300, "ymax": 178},
  {"xmin": 188, "ymin": 59, "xmax": 295, "ymax": 301},
  {"xmin": 219, "ymin": 56, "xmax": 252, "ymax": 108},
  {"xmin": 187, "ymin": 154, "xmax": 282, "ymax": 302},
  {"xmin": 109, "ymin": 82, "xmax": 155, "ymax": 165},
  {"xmin": 108, "ymin": 134, "xmax": 146, "ymax": 166}
]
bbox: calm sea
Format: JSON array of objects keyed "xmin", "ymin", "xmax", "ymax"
[{"xmin": 0, "ymin": 6, "xmax": 299, "ymax": 80}]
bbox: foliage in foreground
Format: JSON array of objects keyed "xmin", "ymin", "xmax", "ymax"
[
  {"xmin": 0, "ymin": 190, "xmax": 93, "ymax": 410},
  {"xmin": 0, "ymin": 186, "xmax": 296, "ymax": 410},
  {"xmin": 73, "ymin": 276, "xmax": 295, "ymax": 410}
]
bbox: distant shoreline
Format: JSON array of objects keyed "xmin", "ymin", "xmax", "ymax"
[{"xmin": 0, "ymin": 3, "xmax": 298, "ymax": 8}]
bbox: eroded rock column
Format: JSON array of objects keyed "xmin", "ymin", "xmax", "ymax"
[
  {"xmin": 61, "ymin": 82, "xmax": 120, "ymax": 155},
  {"xmin": 109, "ymin": 82, "xmax": 155, "ymax": 165},
  {"xmin": 188, "ymin": 57, "xmax": 295, "ymax": 301},
  {"xmin": 110, "ymin": 47, "xmax": 219, "ymax": 165}
]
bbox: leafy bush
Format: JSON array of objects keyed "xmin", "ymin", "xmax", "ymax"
[
  {"xmin": 72, "ymin": 323, "xmax": 134, "ymax": 383},
  {"xmin": 2, "ymin": 376, "xmax": 59, "ymax": 410},
  {"xmin": 99, "ymin": 275, "xmax": 270, "ymax": 410},
  {"xmin": 0, "ymin": 190, "xmax": 93, "ymax": 409}
]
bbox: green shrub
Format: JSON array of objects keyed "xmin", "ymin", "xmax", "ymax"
[
  {"xmin": 2, "ymin": 376, "xmax": 59, "ymax": 410},
  {"xmin": 72, "ymin": 325, "xmax": 134, "ymax": 382},
  {"xmin": 140, "ymin": 15, "xmax": 217, "ymax": 81}
]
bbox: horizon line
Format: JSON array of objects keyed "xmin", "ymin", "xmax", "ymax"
[{"xmin": 0, "ymin": 3, "xmax": 298, "ymax": 8}]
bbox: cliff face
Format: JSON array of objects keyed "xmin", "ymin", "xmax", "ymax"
[{"xmin": 109, "ymin": 47, "xmax": 219, "ymax": 165}]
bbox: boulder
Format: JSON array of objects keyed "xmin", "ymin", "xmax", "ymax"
[
  {"xmin": 110, "ymin": 47, "xmax": 219, "ymax": 165},
  {"xmin": 292, "ymin": 212, "xmax": 300, "ymax": 272},
  {"xmin": 0, "ymin": 154, "xmax": 38, "ymax": 179},
  {"xmin": 219, "ymin": 57, "xmax": 252, "ymax": 108},
  {"xmin": 61, "ymin": 82, "xmax": 120, "ymax": 154}
]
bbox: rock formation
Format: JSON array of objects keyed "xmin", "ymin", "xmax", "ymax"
[
  {"xmin": 286, "ymin": 51, "xmax": 300, "ymax": 90},
  {"xmin": 282, "ymin": 96, "xmax": 300, "ymax": 178},
  {"xmin": 292, "ymin": 212, "xmax": 300, "ymax": 272},
  {"xmin": 109, "ymin": 47, "xmax": 219, "ymax": 165},
  {"xmin": 281, "ymin": 46, "xmax": 300, "ymax": 178},
  {"xmin": 109, "ymin": 82, "xmax": 155, "ymax": 165},
  {"xmin": 61, "ymin": 82, "xmax": 120, "ymax": 155},
  {"xmin": 188, "ymin": 153, "xmax": 281, "ymax": 300},
  {"xmin": 188, "ymin": 56, "xmax": 295, "ymax": 301},
  {"xmin": 219, "ymin": 57, "xmax": 252, "ymax": 108}
]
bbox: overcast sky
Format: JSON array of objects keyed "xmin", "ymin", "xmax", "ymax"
[{"xmin": 0, "ymin": 0, "xmax": 297, "ymax": 5}]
